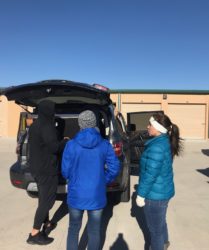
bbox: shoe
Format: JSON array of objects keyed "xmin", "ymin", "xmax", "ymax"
[
  {"xmin": 26, "ymin": 232, "xmax": 54, "ymax": 245},
  {"xmin": 149, "ymin": 242, "xmax": 170, "ymax": 250},
  {"xmin": 43, "ymin": 221, "xmax": 57, "ymax": 235},
  {"xmin": 164, "ymin": 241, "xmax": 170, "ymax": 250}
]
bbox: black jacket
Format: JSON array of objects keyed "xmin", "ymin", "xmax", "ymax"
[{"xmin": 28, "ymin": 100, "xmax": 67, "ymax": 177}]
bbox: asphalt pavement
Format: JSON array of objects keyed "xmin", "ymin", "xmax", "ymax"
[{"xmin": 0, "ymin": 138, "xmax": 209, "ymax": 250}]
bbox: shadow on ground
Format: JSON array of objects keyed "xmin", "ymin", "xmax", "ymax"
[
  {"xmin": 196, "ymin": 168, "xmax": 209, "ymax": 183},
  {"xmin": 196, "ymin": 168, "xmax": 209, "ymax": 177},
  {"xmin": 109, "ymin": 233, "xmax": 129, "ymax": 249},
  {"xmin": 201, "ymin": 149, "xmax": 209, "ymax": 156},
  {"xmin": 130, "ymin": 184, "xmax": 150, "ymax": 250}
]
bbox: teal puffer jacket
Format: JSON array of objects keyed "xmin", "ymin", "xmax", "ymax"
[{"xmin": 137, "ymin": 134, "xmax": 175, "ymax": 200}]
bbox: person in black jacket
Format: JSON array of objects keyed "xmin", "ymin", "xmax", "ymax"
[{"xmin": 26, "ymin": 100, "xmax": 68, "ymax": 245}]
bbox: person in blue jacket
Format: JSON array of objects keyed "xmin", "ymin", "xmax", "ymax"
[
  {"xmin": 136, "ymin": 113, "xmax": 182, "ymax": 250},
  {"xmin": 62, "ymin": 110, "xmax": 120, "ymax": 250}
]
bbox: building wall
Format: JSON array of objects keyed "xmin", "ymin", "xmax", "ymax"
[
  {"xmin": 0, "ymin": 95, "xmax": 24, "ymax": 138},
  {"xmin": 0, "ymin": 92, "xmax": 209, "ymax": 139},
  {"xmin": 112, "ymin": 92, "xmax": 209, "ymax": 140}
]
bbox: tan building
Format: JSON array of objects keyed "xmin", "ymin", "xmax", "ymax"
[
  {"xmin": 0, "ymin": 95, "xmax": 24, "ymax": 138},
  {"xmin": 1, "ymin": 89, "xmax": 209, "ymax": 139},
  {"xmin": 111, "ymin": 89, "xmax": 209, "ymax": 140}
]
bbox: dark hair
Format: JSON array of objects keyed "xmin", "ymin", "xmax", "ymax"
[{"xmin": 153, "ymin": 113, "xmax": 183, "ymax": 157}]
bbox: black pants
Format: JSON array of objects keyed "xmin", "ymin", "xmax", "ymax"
[
  {"xmin": 50, "ymin": 195, "xmax": 69, "ymax": 224},
  {"xmin": 33, "ymin": 175, "xmax": 58, "ymax": 230}
]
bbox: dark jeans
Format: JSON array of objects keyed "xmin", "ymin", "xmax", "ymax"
[
  {"xmin": 67, "ymin": 207, "xmax": 103, "ymax": 250},
  {"xmin": 33, "ymin": 175, "xmax": 58, "ymax": 230},
  {"xmin": 144, "ymin": 199, "xmax": 169, "ymax": 250}
]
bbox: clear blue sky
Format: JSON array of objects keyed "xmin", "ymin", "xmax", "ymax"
[{"xmin": 0, "ymin": 0, "xmax": 209, "ymax": 90}]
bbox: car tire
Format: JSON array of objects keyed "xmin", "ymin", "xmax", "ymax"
[
  {"xmin": 119, "ymin": 174, "xmax": 130, "ymax": 202},
  {"xmin": 27, "ymin": 191, "xmax": 38, "ymax": 198}
]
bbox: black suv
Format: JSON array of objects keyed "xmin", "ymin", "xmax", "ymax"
[{"xmin": 1, "ymin": 80, "xmax": 131, "ymax": 202}]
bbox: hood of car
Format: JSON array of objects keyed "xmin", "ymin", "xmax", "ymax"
[{"xmin": 0, "ymin": 80, "xmax": 111, "ymax": 107}]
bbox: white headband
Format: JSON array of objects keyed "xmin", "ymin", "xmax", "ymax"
[{"xmin": 149, "ymin": 116, "xmax": 168, "ymax": 134}]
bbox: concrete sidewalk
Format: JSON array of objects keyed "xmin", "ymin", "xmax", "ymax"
[
  {"xmin": 167, "ymin": 140, "xmax": 209, "ymax": 250},
  {"xmin": 0, "ymin": 138, "xmax": 209, "ymax": 250}
]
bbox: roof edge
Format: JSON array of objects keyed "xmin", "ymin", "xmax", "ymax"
[{"xmin": 110, "ymin": 89, "xmax": 209, "ymax": 94}]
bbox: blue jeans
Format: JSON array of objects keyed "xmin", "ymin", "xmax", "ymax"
[
  {"xmin": 144, "ymin": 199, "xmax": 169, "ymax": 250},
  {"xmin": 67, "ymin": 207, "xmax": 103, "ymax": 250}
]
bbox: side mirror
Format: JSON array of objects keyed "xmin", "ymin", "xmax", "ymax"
[{"xmin": 127, "ymin": 123, "xmax": 136, "ymax": 132}]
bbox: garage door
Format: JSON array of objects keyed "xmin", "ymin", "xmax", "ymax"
[
  {"xmin": 167, "ymin": 104, "xmax": 206, "ymax": 139},
  {"xmin": 121, "ymin": 103, "xmax": 162, "ymax": 121}
]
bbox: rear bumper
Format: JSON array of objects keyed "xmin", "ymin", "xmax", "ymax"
[
  {"xmin": 27, "ymin": 182, "xmax": 67, "ymax": 193},
  {"xmin": 27, "ymin": 182, "xmax": 121, "ymax": 193},
  {"xmin": 10, "ymin": 162, "xmax": 33, "ymax": 189},
  {"xmin": 10, "ymin": 161, "xmax": 128, "ymax": 195},
  {"xmin": 10, "ymin": 162, "xmax": 67, "ymax": 194}
]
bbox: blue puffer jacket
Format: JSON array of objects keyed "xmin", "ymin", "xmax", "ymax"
[
  {"xmin": 137, "ymin": 134, "xmax": 175, "ymax": 200},
  {"xmin": 62, "ymin": 128, "xmax": 120, "ymax": 210}
]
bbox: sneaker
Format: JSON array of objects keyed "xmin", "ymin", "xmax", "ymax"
[
  {"xmin": 149, "ymin": 242, "xmax": 170, "ymax": 250},
  {"xmin": 164, "ymin": 241, "xmax": 170, "ymax": 249},
  {"xmin": 43, "ymin": 221, "xmax": 57, "ymax": 235},
  {"xmin": 26, "ymin": 232, "xmax": 54, "ymax": 245}
]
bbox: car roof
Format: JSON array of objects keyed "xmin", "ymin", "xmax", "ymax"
[{"xmin": 0, "ymin": 79, "xmax": 111, "ymax": 107}]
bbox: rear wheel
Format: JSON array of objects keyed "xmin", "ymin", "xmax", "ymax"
[
  {"xmin": 27, "ymin": 191, "xmax": 38, "ymax": 198},
  {"xmin": 119, "ymin": 174, "xmax": 130, "ymax": 202},
  {"xmin": 113, "ymin": 173, "xmax": 130, "ymax": 203}
]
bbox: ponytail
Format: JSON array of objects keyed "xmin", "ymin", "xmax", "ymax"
[
  {"xmin": 169, "ymin": 123, "xmax": 183, "ymax": 158},
  {"xmin": 153, "ymin": 113, "xmax": 183, "ymax": 158}
]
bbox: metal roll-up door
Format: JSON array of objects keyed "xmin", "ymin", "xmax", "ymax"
[
  {"xmin": 121, "ymin": 103, "xmax": 161, "ymax": 121},
  {"xmin": 167, "ymin": 104, "xmax": 206, "ymax": 139}
]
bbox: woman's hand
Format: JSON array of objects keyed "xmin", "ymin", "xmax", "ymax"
[{"xmin": 136, "ymin": 195, "xmax": 145, "ymax": 207}]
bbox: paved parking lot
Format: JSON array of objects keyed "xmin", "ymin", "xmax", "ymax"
[{"xmin": 0, "ymin": 138, "xmax": 209, "ymax": 250}]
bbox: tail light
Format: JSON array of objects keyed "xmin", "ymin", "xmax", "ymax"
[
  {"xmin": 113, "ymin": 141, "xmax": 123, "ymax": 157},
  {"xmin": 107, "ymin": 181, "xmax": 120, "ymax": 189},
  {"xmin": 12, "ymin": 180, "xmax": 23, "ymax": 185},
  {"xmin": 107, "ymin": 181, "xmax": 119, "ymax": 187},
  {"xmin": 92, "ymin": 83, "xmax": 109, "ymax": 92},
  {"xmin": 16, "ymin": 144, "xmax": 20, "ymax": 154}
]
